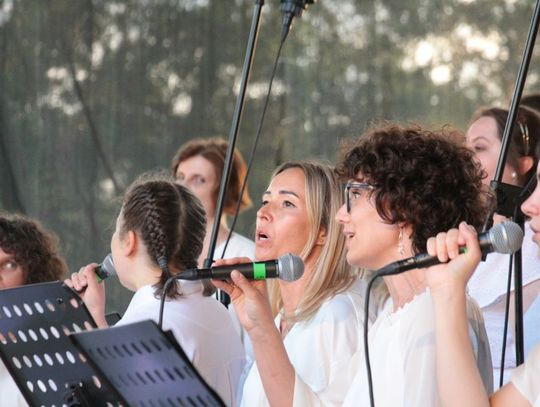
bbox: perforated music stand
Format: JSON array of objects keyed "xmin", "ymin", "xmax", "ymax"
[
  {"xmin": 0, "ymin": 281, "xmax": 120, "ymax": 406},
  {"xmin": 70, "ymin": 320, "xmax": 226, "ymax": 407}
]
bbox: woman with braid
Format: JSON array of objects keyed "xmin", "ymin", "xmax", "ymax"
[{"xmin": 64, "ymin": 174, "xmax": 245, "ymax": 406}]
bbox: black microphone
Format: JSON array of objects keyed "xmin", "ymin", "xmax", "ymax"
[
  {"xmin": 280, "ymin": 0, "xmax": 315, "ymax": 40},
  {"xmin": 93, "ymin": 253, "xmax": 116, "ymax": 282},
  {"xmin": 177, "ymin": 253, "xmax": 304, "ymax": 282},
  {"xmin": 376, "ymin": 221, "xmax": 524, "ymax": 277}
]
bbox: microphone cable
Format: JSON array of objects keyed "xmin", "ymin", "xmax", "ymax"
[
  {"xmin": 363, "ymin": 273, "xmax": 379, "ymax": 407},
  {"xmin": 497, "ymin": 172, "xmax": 536, "ymax": 387},
  {"xmin": 220, "ymin": 7, "xmax": 307, "ymax": 260}
]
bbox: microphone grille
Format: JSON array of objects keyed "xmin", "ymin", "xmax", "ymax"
[
  {"xmin": 99, "ymin": 253, "xmax": 117, "ymax": 278},
  {"xmin": 277, "ymin": 253, "xmax": 304, "ymax": 282},
  {"xmin": 489, "ymin": 221, "xmax": 524, "ymax": 254}
]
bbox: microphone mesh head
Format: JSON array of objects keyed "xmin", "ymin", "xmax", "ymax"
[
  {"xmin": 489, "ymin": 221, "xmax": 524, "ymax": 254},
  {"xmin": 99, "ymin": 253, "xmax": 117, "ymax": 278},
  {"xmin": 277, "ymin": 253, "xmax": 304, "ymax": 282}
]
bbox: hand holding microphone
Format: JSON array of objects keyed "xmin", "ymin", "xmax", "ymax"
[{"xmin": 212, "ymin": 254, "xmax": 304, "ymax": 335}]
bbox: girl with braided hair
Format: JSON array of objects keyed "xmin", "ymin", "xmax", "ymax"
[{"xmin": 64, "ymin": 174, "xmax": 245, "ymax": 406}]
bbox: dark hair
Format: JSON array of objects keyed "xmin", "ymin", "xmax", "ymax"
[
  {"xmin": 471, "ymin": 106, "xmax": 540, "ymax": 185},
  {"xmin": 0, "ymin": 214, "xmax": 67, "ymax": 284},
  {"xmin": 120, "ymin": 175, "xmax": 209, "ymax": 299},
  {"xmin": 521, "ymin": 93, "xmax": 540, "ymax": 114},
  {"xmin": 171, "ymin": 138, "xmax": 252, "ymax": 215},
  {"xmin": 336, "ymin": 123, "xmax": 487, "ymax": 254}
]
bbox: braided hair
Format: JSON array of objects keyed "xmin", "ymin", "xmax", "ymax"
[{"xmin": 120, "ymin": 174, "xmax": 207, "ymax": 299}]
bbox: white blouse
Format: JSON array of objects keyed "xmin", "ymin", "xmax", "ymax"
[
  {"xmin": 468, "ymin": 222, "xmax": 540, "ymax": 383},
  {"xmin": 0, "ymin": 361, "xmax": 28, "ymax": 406},
  {"xmin": 117, "ymin": 281, "xmax": 245, "ymax": 407},
  {"xmin": 241, "ymin": 278, "xmax": 378, "ymax": 407},
  {"xmin": 511, "ymin": 342, "xmax": 540, "ymax": 406},
  {"xmin": 341, "ymin": 289, "xmax": 492, "ymax": 407}
]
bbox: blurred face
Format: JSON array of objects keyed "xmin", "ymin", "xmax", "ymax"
[
  {"xmin": 0, "ymin": 248, "xmax": 25, "ymax": 289},
  {"xmin": 335, "ymin": 176, "xmax": 400, "ymax": 270},
  {"xmin": 110, "ymin": 211, "xmax": 134, "ymax": 290},
  {"xmin": 466, "ymin": 116, "xmax": 517, "ymax": 186},
  {"xmin": 521, "ymin": 163, "xmax": 540, "ymax": 257},
  {"xmin": 176, "ymin": 155, "xmax": 217, "ymax": 218},
  {"xmin": 255, "ymin": 168, "xmax": 312, "ymax": 261}
]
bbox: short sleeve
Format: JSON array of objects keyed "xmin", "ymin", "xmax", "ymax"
[{"xmin": 511, "ymin": 343, "xmax": 540, "ymax": 405}]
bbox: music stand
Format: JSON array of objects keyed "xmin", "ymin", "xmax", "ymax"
[
  {"xmin": 69, "ymin": 319, "xmax": 225, "ymax": 407},
  {"xmin": 0, "ymin": 281, "xmax": 120, "ymax": 406}
]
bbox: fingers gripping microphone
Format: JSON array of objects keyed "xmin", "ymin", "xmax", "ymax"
[
  {"xmin": 377, "ymin": 221, "xmax": 524, "ymax": 277},
  {"xmin": 178, "ymin": 253, "xmax": 304, "ymax": 282}
]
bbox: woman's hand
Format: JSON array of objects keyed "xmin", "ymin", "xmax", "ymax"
[
  {"xmin": 211, "ymin": 257, "xmax": 275, "ymax": 338},
  {"xmin": 424, "ymin": 222, "xmax": 482, "ymax": 295},
  {"xmin": 64, "ymin": 264, "xmax": 108, "ymax": 328}
]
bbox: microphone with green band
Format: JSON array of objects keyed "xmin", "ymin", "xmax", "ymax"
[{"xmin": 177, "ymin": 253, "xmax": 304, "ymax": 282}]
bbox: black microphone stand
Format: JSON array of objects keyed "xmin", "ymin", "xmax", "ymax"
[
  {"xmin": 486, "ymin": 0, "xmax": 540, "ymax": 370},
  {"xmin": 203, "ymin": 1, "xmax": 265, "ymax": 306}
]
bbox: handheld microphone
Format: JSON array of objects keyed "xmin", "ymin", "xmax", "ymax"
[
  {"xmin": 94, "ymin": 253, "xmax": 116, "ymax": 282},
  {"xmin": 376, "ymin": 221, "xmax": 524, "ymax": 277},
  {"xmin": 178, "ymin": 253, "xmax": 304, "ymax": 282}
]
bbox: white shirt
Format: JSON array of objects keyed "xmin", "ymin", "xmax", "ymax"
[
  {"xmin": 241, "ymin": 279, "xmax": 376, "ymax": 407},
  {"xmin": 511, "ymin": 342, "xmax": 540, "ymax": 406},
  {"xmin": 342, "ymin": 289, "xmax": 492, "ymax": 407},
  {"xmin": 0, "ymin": 361, "xmax": 28, "ymax": 407},
  {"xmin": 117, "ymin": 281, "xmax": 245, "ymax": 407},
  {"xmin": 215, "ymin": 232, "xmax": 255, "ymax": 261},
  {"xmin": 468, "ymin": 222, "xmax": 540, "ymax": 383}
]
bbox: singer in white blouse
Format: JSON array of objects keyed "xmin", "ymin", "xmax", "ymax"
[
  {"xmin": 218, "ymin": 124, "xmax": 493, "ymax": 407},
  {"xmin": 214, "ymin": 161, "xmax": 381, "ymax": 406}
]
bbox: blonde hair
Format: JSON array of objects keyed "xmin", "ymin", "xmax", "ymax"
[{"xmin": 268, "ymin": 161, "xmax": 356, "ymax": 323}]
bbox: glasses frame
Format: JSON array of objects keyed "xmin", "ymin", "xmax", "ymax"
[{"xmin": 344, "ymin": 181, "xmax": 375, "ymax": 213}]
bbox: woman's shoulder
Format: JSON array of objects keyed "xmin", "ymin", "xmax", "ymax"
[
  {"xmin": 219, "ymin": 232, "xmax": 255, "ymax": 259},
  {"xmin": 315, "ymin": 279, "xmax": 367, "ymax": 323}
]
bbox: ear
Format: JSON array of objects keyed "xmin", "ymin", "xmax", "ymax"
[
  {"xmin": 316, "ymin": 228, "xmax": 327, "ymax": 246},
  {"xmin": 120, "ymin": 230, "xmax": 138, "ymax": 257},
  {"xmin": 518, "ymin": 156, "xmax": 534, "ymax": 177}
]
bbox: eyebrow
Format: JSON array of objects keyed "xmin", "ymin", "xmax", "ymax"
[
  {"xmin": 469, "ymin": 135, "xmax": 490, "ymax": 143},
  {"xmin": 263, "ymin": 190, "xmax": 300, "ymax": 198}
]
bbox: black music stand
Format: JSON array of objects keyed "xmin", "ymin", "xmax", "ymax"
[
  {"xmin": 0, "ymin": 281, "xmax": 120, "ymax": 406},
  {"xmin": 69, "ymin": 319, "xmax": 225, "ymax": 407}
]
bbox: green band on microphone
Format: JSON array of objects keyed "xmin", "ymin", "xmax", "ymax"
[{"xmin": 253, "ymin": 263, "xmax": 266, "ymax": 279}]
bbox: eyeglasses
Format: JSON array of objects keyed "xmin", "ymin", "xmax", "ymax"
[{"xmin": 344, "ymin": 181, "xmax": 375, "ymax": 213}]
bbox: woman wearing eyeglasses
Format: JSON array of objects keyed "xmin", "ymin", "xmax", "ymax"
[
  {"xmin": 213, "ymin": 161, "xmax": 382, "ymax": 406},
  {"xmin": 465, "ymin": 106, "xmax": 540, "ymax": 383},
  {"xmin": 337, "ymin": 124, "xmax": 492, "ymax": 406}
]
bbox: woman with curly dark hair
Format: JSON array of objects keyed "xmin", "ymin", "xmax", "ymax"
[
  {"xmin": 0, "ymin": 214, "xmax": 67, "ymax": 406},
  {"xmin": 0, "ymin": 214, "xmax": 67, "ymax": 289},
  {"xmin": 338, "ymin": 123, "xmax": 492, "ymax": 406}
]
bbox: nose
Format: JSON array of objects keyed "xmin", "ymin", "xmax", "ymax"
[
  {"xmin": 256, "ymin": 204, "xmax": 272, "ymax": 222},
  {"xmin": 521, "ymin": 185, "xmax": 540, "ymax": 218},
  {"xmin": 335, "ymin": 203, "xmax": 349, "ymax": 224}
]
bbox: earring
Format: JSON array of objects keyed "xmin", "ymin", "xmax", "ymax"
[
  {"xmin": 512, "ymin": 171, "xmax": 518, "ymax": 182},
  {"xmin": 398, "ymin": 227, "xmax": 405, "ymax": 257}
]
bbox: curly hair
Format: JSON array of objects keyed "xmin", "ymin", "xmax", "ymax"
[
  {"xmin": 0, "ymin": 214, "xmax": 67, "ymax": 284},
  {"xmin": 336, "ymin": 123, "xmax": 488, "ymax": 254},
  {"xmin": 120, "ymin": 173, "xmax": 208, "ymax": 299},
  {"xmin": 171, "ymin": 137, "xmax": 252, "ymax": 215}
]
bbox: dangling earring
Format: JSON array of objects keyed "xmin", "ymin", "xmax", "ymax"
[{"xmin": 398, "ymin": 227, "xmax": 405, "ymax": 257}]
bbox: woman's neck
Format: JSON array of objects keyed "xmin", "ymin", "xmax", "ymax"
[
  {"xmin": 384, "ymin": 268, "xmax": 428, "ymax": 311},
  {"xmin": 279, "ymin": 250, "xmax": 319, "ymax": 315}
]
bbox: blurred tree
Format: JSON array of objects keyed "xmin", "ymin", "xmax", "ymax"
[{"xmin": 0, "ymin": 0, "xmax": 538, "ymax": 312}]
